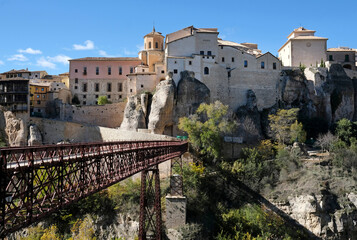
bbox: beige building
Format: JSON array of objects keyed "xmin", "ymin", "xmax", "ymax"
[
  {"xmin": 327, "ymin": 47, "xmax": 356, "ymax": 71},
  {"xmin": 278, "ymin": 27, "xmax": 328, "ymax": 67},
  {"xmin": 165, "ymin": 26, "xmax": 281, "ymax": 111}
]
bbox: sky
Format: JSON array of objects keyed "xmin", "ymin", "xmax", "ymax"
[{"xmin": 0, "ymin": 0, "xmax": 356, "ymax": 75}]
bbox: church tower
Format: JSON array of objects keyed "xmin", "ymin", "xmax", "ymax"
[{"xmin": 139, "ymin": 27, "xmax": 165, "ymax": 72}]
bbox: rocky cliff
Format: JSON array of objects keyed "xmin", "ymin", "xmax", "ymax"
[
  {"xmin": 0, "ymin": 107, "xmax": 28, "ymax": 146},
  {"xmin": 120, "ymin": 95, "xmax": 147, "ymax": 131}
]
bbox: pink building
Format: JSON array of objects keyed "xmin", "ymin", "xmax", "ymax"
[{"xmin": 69, "ymin": 57, "xmax": 142, "ymax": 105}]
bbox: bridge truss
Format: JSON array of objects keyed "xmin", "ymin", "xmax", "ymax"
[{"xmin": 0, "ymin": 140, "xmax": 188, "ymax": 238}]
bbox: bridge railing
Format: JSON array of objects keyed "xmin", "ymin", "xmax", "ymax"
[{"xmin": 0, "ymin": 140, "xmax": 188, "ymax": 237}]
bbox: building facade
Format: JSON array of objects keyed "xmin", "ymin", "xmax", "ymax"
[
  {"xmin": 327, "ymin": 47, "xmax": 356, "ymax": 71},
  {"xmin": 278, "ymin": 27, "xmax": 328, "ymax": 67},
  {"xmin": 165, "ymin": 26, "xmax": 281, "ymax": 111},
  {"xmin": 69, "ymin": 58, "xmax": 142, "ymax": 105}
]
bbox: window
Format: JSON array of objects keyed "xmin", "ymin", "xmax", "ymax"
[
  {"xmin": 130, "ymin": 89, "xmax": 133, "ymax": 93},
  {"xmin": 149, "ymin": 42, "xmax": 152, "ymax": 49},
  {"xmin": 345, "ymin": 54, "xmax": 350, "ymax": 62},
  {"xmin": 204, "ymin": 67, "xmax": 209, "ymax": 75},
  {"xmin": 141, "ymin": 84, "xmax": 144, "ymax": 88},
  {"xmin": 222, "ymin": 57, "xmax": 225, "ymax": 62},
  {"xmin": 83, "ymin": 101, "xmax": 86, "ymax": 105},
  {"xmin": 108, "ymin": 95, "xmax": 111, "ymax": 99},
  {"xmin": 82, "ymin": 83, "xmax": 87, "ymax": 92},
  {"xmin": 155, "ymin": 42, "xmax": 158, "ymax": 48},
  {"xmin": 207, "ymin": 51, "xmax": 212, "ymax": 56},
  {"xmin": 108, "ymin": 67, "xmax": 111, "ymax": 75},
  {"xmin": 273, "ymin": 62, "xmax": 277, "ymax": 70},
  {"xmin": 261, "ymin": 61, "xmax": 265, "ymax": 69},
  {"xmin": 37, "ymin": 100, "xmax": 41, "ymax": 104},
  {"xmin": 75, "ymin": 69, "xmax": 78, "ymax": 73},
  {"xmin": 96, "ymin": 67, "xmax": 99, "ymax": 75},
  {"xmin": 329, "ymin": 55, "xmax": 333, "ymax": 61},
  {"xmin": 75, "ymin": 78, "xmax": 78, "ymax": 84},
  {"xmin": 142, "ymin": 69, "xmax": 145, "ymax": 72},
  {"xmin": 118, "ymin": 82, "xmax": 123, "ymax": 92},
  {"xmin": 189, "ymin": 61, "xmax": 192, "ymax": 65},
  {"xmin": 95, "ymin": 95, "xmax": 99, "ymax": 98},
  {"xmin": 37, "ymin": 95, "xmax": 40, "ymax": 98},
  {"xmin": 95, "ymin": 83, "xmax": 100, "ymax": 92},
  {"xmin": 41, "ymin": 88, "xmax": 44, "ymax": 91},
  {"xmin": 130, "ymin": 67, "xmax": 134, "ymax": 73},
  {"xmin": 119, "ymin": 67, "xmax": 122, "ymax": 75},
  {"xmin": 107, "ymin": 83, "xmax": 112, "ymax": 92},
  {"xmin": 83, "ymin": 95, "xmax": 86, "ymax": 99},
  {"xmin": 42, "ymin": 95, "xmax": 45, "ymax": 99},
  {"xmin": 232, "ymin": 57, "xmax": 235, "ymax": 62},
  {"xmin": 200, "ymin": 51, "xmax": 204, "ymax": 55},
  {"xmin": 174, "ymin": 69, "xmax": 178, "ymax": 74},
  {"xmin": 119, "ymin": 95, "xmax": 122, "ymax": 99},
  {"xmin": 75, "ymin": 86, "xmax": 78, "ymax": 90},
  {"xmin": 161, "ymin": 70, "xmax": 165, "ymax": 73},
  {"xmin": 244, "ymin": 60, "xmax": 248, "ymax": 68},
  {"xmin": 83, "ymin": 67, "xmax": 87, "ymax": 75},
  {"xmin": 228, "ymin": 71, "xmax": 231, "ymax": 78}
]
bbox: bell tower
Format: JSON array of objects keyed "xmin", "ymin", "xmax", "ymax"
[
  {"xmin": 144, "ymin": 26, "xmax": 164, "ymax": 51},
  {"xmin": 140, "ymin": 27, "xmax": 165, "ymax": 72}
]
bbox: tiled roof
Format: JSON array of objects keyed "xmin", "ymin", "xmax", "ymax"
[
  {"xmin": 327, "ymin": 47, "xmax": 355, "ymax": 52},
  {"xmin": 166, "ymin": 26, "xmax": 218, "ymax": 44},
  {"xmin": 69, "ymin": 57, "xmax": 141, "ymax": 61},
  {"xmin": 1, "ymin": 69, "xmax": 31, "ymax": 74}
]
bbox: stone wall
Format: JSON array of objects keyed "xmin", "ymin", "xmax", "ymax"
[{"xmin": 60, "ymin": 102, "xmax": 126, "ymax": 128}]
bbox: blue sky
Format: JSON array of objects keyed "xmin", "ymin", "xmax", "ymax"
[{"xmin": 0, "ymin": 0, "xmax": 356, "ymax": 75}]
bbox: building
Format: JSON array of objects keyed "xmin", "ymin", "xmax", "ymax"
[
  {"xmin": 1, "ymin": 69, "xmax": 48, "ymax": 80},
  {"xmin": 278, "ymin": 27, "xmax": 328, "ymax": 67},
  {"xmin": 165, "ymin": 26, "xmax": 281, "ymax": 111},
  {"xmin": 69, "ymin": 57, "xmax": 142, "ymax": 105},
  {"xmin": 327, "ymin": 47, "xmax": 356, "ymax": 71},
  {"xmin": 127, "ymin": 27, "xmax": 166, "ymax": 95},
  {"xmin": 30, "ymin": 82, "xmax": 50, "ymax": 117},
  {"xmin": 0, "ymin": 76, "xmax": 29, "ymax": 119}
]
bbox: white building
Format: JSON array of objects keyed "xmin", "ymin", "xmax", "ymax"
[
  {"xmin": 165, "ymin": 26, "xmax": 281, "ymax": 111},
  {"xmin": 278, "ymin": 27, "xmax": 328, "ymax": 67}
]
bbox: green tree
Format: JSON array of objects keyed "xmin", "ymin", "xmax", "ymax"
[
  {"xmin": 97, "ymin": 96, "xmax": 112, "ymax": 105},
  {"xmin": 290, "ymin": 120, "xmax": 307, "ymax": 143},
  {"xmin": 40, "ymin": 225, "xmax": 61, "ymax": 240},
  {"xmin": 268, "ymin": 108, "xmax": 299, "ymax": 144},
  {"xmin": 178, "ymin": 101, "xmax": 236, "ymax": 159},
  {"xmin": 335, "ymin": 118, "xmax": 356, "ymax": 144}
]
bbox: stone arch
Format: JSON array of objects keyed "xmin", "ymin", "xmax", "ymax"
[{"xmin": 343, "ymin": 64, "xmax": 352, "ymax": 70}]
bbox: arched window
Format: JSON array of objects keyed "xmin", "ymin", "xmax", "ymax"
[
  {"xmin": 149, "ymin": 42, "xmax": 152, "ymax": 49},
  {"xmin": 155, "ymin": 42, "xmax": 158, "ymax": 48},
  {"xmin": 204, "ymin": 67, "xmax": 209, "ymax": 75}
]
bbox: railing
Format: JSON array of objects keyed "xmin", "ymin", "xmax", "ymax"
[{"xmin": 0, "ymin": 140, "xmax": 188, "ymax": 237}]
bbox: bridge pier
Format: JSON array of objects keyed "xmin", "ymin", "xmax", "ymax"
[{"xmin": 139, "ymin": 165, "xmax": 162, "ymax": 240}]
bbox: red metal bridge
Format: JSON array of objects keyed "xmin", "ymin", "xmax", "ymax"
[{"xmin": 0, "ymin": 140, "xmax": 188, "ymax": 239}]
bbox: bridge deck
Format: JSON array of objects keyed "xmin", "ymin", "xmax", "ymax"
[{"xmin": 0, "ymin": 140, "xmax": 188, "ymax": 237}]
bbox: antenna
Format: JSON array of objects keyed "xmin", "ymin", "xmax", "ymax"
[{"xmin": 153, "ymin": 20, "xmax": 155, "ymax": 32}]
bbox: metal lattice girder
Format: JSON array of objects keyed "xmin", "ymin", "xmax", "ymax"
[
  {"xmin": 139, "ymin": 165, "xmax": 161, "ymax": 240},
  {"xmin": 0, "ymin": 140, "xmax": 188, "ymax": 238}
]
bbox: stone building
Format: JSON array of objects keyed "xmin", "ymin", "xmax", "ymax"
[
  {"xmin": 30, "ymin": 82, "xmax": 50, "ymax": 117},
  {"xmin": 326, "ymin": 47, "xmax": 356, "ymax": 71},
  {"xmin": 69, "ymin": 57, "xmax": 142, "ymax": 105},
  {"xmin": 165, "ymin": 26, "xmax": 281, "ymax": 111},
  {"xmin": 278, "ymin": 27, "xmax": 328, "ymax": 67}
]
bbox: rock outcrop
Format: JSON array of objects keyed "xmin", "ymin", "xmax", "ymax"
[
  {"xmin": 27, "ymin": 124, "xmax": 42, "ymax": 146},
  {"xmin": 120, "ymin": 95, "xmax": 147, "ymax": 131},
  {"xmin": 148, "ymin": 73, "xmax": 176, "ymax": 134},
  {"xmin": 0, "ymin": 107, "xmax": 27, "ymax": 146}
]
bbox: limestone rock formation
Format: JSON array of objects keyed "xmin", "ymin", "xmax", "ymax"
[
  {"xmin": 27, "ymin": 124, "xmax": 42, "ymax": 146},
  {"xmin": 235, "ymin": 89, "xmax": 264, "ymax": 143},
  {"xmin": 120, "ymin": 95, "xmax": 147, "ymax": 131},
  {"xmin": 0, "ymin": 107, "xmax": 27, "ymax": 146},
  {"xmin": 275, "ymin": 192, "xmax": 357, "ymax": 239},
  {"xmin": 148, "ymin": 73, "xmax": 176, "ymax": 134}
]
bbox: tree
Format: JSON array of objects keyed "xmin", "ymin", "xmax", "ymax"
[
  {"xmin": 316, "ymin": 131, "xmax": 338, "ymax": 152},
  {"xmin": 178, "ymin": 101, "xmax": 236, "ymax": 159},
  {"xmin": 335, "ymin": 118, "xmax": 356, "ymax": 144},
  {"xmin": 97, "ymin": 95, "xmax": 112, "ymax": 105},
  {"xmin": 290, "ymin": 120, "xmax": 306, "ymax": 143},
  {"xmin": 268, "ymin": 108, "xmax": 299, "ymax": 144}
]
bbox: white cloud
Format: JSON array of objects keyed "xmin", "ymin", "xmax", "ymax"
[
  {"xmin": 37, "ymin": 57, "xmax": 56, "ymax": 69},
  {"xmin": 8, "ymin": 54, "xmax": 28, "ymax": 61},
  {"xmin": 136, "ymin": 44, "xmax": 144, "ymax": 51},
  {"xmin": 0, "ymin": 60, "xmax": 4, "ymax": 65},
  {"xmin": 73, "ymin": 40, "xmax": 94, "ymax": 50},
  {"xmin": 99, "ymin": 50, "xmax": 108, "ymax": 56},
  {"xmin": 48, "ymin": 55, "xmax": 71, "ymax": 65},
  {"xmin": 124, "ymin": 49, "xmax": 137, "ymax": 56},
  {"xmin": 18, "ymin": 48, "xmax": 42, "ymax": 54}
]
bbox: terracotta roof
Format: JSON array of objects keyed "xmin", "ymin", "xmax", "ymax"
[
  {"xmin": 144, "ymin": 27, "xmax": 164, "ymax": 38},
  {"xmin": 2, "ymin": 69, "xmax": 31, "ymax": 74},
  {"xmin": 327, "ymin": 47, "xmax": 355, "ymax": 52},
  {"xmin": 166, "ymin": 26, "xmax": 218, "ymax": 44},
  {"xmin": 69, "ymin": 57, "xmax": 141, "ymax": 61}
]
